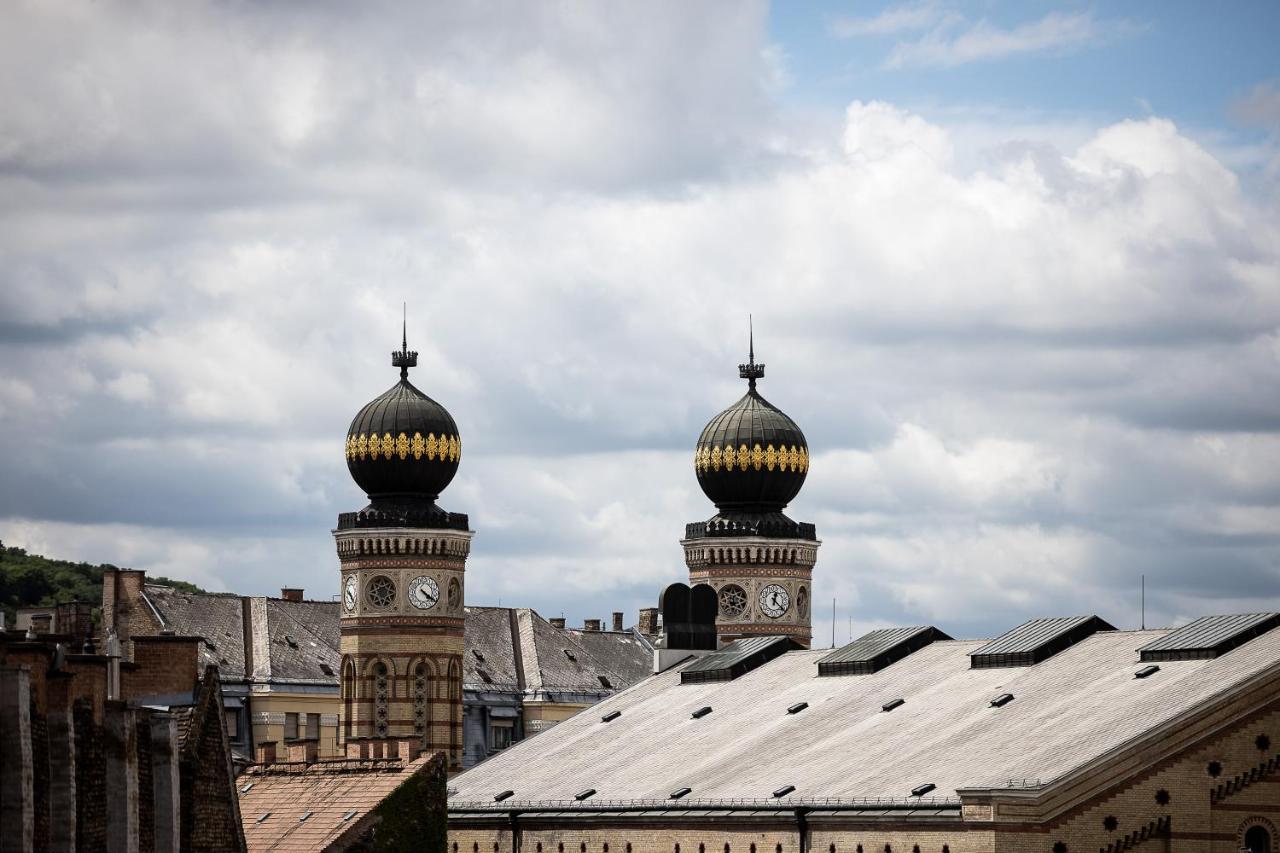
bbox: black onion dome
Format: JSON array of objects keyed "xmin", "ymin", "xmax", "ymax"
[
  {"xmin": 344, "ymin": 332, "xmax": 460, "ymax": 507},
  {"xmin": 694, "ymin": 341, "xmax": 808, "ymax": 514}
]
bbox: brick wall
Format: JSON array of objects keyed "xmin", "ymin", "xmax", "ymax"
[{"xmin": 123, "ymin": 637, "xmax": 201, "ymax": 701}]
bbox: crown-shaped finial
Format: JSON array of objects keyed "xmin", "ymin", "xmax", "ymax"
[
  {"xmin": 392, "ymin": 303, "xmax": 418, "ymax": 379},
  {"xmin": 738, "ymin": 314, "xmax": 765, "ymax": 390}
]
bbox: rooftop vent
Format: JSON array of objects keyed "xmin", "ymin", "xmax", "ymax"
[
  {"xmin": 342, "ymin": 810, "xmax": 357, "ymax": 822},
  {"xmin": 990, "ymin": 693, "xmax": 1014, "ymax": 708},
  {"xmin": 1134, "ymin": 664, "xmax": 1160, "ymax": 679},
  {"xmin": 601, "ymin": 710, "xmax": 621, "ymax": 723},
  {"xmin": 882, "ymin": 697, "xmax": 905, "ymax": 712},
  {"xmin": 563, "ymin": 649, "xmax": 576, "ymax": 662},
  {"xmin": 670, "ymin": 787, "xmax": 692, "ymax": 800},
  {"xmin": 818, "ymin": 626, "xmax": 952, "ymax": 677},
  {"xmin": 969, "ymin": 616, "xmax": 1115, "ymax": 669},
  {"xmin": 478, "ymin": 670, "xmax": 493, "ymax": 684},
  {"xmin": 1138, "ymin": 613, "xmax": 1280, "ymax": 662},
  {"xmin": 299, "ymin": 811, "xmax": 312, "ymax": 822},
  {"xmin": 691, "ymin": 706, "xmax": 712, "ymax": 719},
  {"xmin": 256, "ymin": 813, "xmax": 271, "ymax": 824},
  {"xmin": 240, "ymin": 783, "xmax": 254, "ymax": 794},
  {"xmin": 911, "ymin": 783, "xmax": 936, "ymax": 797},
  {"xmin": 680, "ymin": 636, "xmax": 800, "ymax": 684},
  {"xmin": 494, "ymin": 790, "xmax": 514, "ymax": 802},
  {"xmin": 787, "ymin": 702, "xmax": 808, "ymax": 715},
  {"xmin": 575, "ymin": 789, "xmax": 596, "ymax": 801},
  {"xmin": 473, "ymin": 650, "xmax": 486, "ymax": 663},
  {"xmin": 318, "ymin": 662, "xmax": 334, "ymax": 676},
  {"xmin": 772, "ymin": 785, "xmax": 795, "ymax": 798},
  {"xmin": 598, "ymin": 675, "xmax": 613, "ymax": 690},
  {"xmin": 285, "ymin": 635, "xmax": 298, "ymax": 649}
]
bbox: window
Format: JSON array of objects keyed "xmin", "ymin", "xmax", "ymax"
[
  {"xmin": 374, "ymin": 663, "xmax": 390, "ymax": 737},
  {"xmin": 491, "ymin": 720, "xmax": 513, "ymax": 751},
  {"xmin": 306, "ymin": 713, "xmax": 320, "ymax": 740},
  {"xmin": 413, "ymin": 663, "xmax": 430, "ymax": 735},
  {"xmin": 284, "ymin": 713, "xmax": 299, "ymax": 741},
  {"xmin": 224, "ymin": 710, "xmax": 240, "ymax": 739}
]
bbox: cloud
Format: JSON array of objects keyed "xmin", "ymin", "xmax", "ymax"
[
  {"xmin": 830, "ymin": 2, "xmax": 944, "ymax": 38},
  {"xmin": 884, "ymin": 11, "xmax": 1134, "ymax": 69},
  {"xmin": 1, "ymin": 4, "xmax": 1278, "ymax": 641}
]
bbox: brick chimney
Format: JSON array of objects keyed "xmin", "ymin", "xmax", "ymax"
[
  {"xmin": 549, "ymin": 617, "xmax": 566, "ymax": 630},
  {"xmin": 612, "ymin": 612, "xmax": 624, "ymax": 632},
  {"xmin": 583, "ymin": 618, "xmax": 601, "ymax": 632},
  {"xmin": 280, "ymin": 588, "xmax": 304, "ymax": 602},
  {"xmin": 638, "ymin": 607, "xmax": 659, "ymax": 636}
]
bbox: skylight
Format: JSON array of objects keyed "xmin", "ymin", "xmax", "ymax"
[
  {"xmin": 681, "ymin": 636, "xmax": 799, "ymax": 684},
  {"xmin": 575, "ymin": 789, "xmax": 596, "ymax": 801},
  {"xmin": 818, "ymin": 626, "xmax": 952, "ymax": 677},
  {"xmin": 691, "ymin": 706, "xmax": 712, "ymax": 719},
  {"xmin": 1138, "ymin": 613, "xmax": 1280, "ymax": 662},
  {"xmin": 494, "ymin": 790, "xmax": 514, "ymax": 802},
  {"xmin": 601, "ymin": 710, "xmax": 621, "ymax": 722},
  {"xmin": 970, "ymin": 616, "xmax": 1115, "ymax": 669},
  {"xmin": 881, "ymin": 698, "xmax": 905, "ymax": 712},
  {"xmin": 772, "ymin": 785, "xmax": 795, "ymax": 798},
  {"xmin": 669, "ymin": 787, "xmax": 692, "ymax": 799}
]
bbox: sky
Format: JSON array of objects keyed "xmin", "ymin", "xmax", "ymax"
[{"xmin": 1, "ymin": 1, "xmax": 1279, "ymax": 645}]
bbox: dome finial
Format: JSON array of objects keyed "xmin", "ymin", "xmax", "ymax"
[
  {"xmin": 392, "ymin": 302, "xmax": 418, "ymax": 380},
  {"xmin": 738, "ymin": 314, "xmax": 765, "ymax": 391}
]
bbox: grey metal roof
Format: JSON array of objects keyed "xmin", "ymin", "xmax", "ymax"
[
  {"xmin": 818, "ymin": 626, "xmax": 951, "ymax": 676},
  {"xmin": 681, "ymin": 636, "xmax": 795, "ymax": 683},
  {"xmin": 448, "ymin": 623, "xmax": 1280, "ymax": 808},
  {"xmin": 969, "ymin": 615, "xmax": 1114, "ymax": 668},
  {"xmin": 1138, "ymin": 612, "xmax": 1280, "ymax": 661}
]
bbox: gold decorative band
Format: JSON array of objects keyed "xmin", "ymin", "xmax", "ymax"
[
  {"xmin": 345, "ymin": 432, "xmax": 461, "ymax": 463},
  {"xmin": 694, "ymin": 443, "xmax": 808, "ymax": 474}
]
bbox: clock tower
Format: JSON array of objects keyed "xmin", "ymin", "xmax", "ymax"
[
  {"xmin": 683, "ymin": 327, "xmax": 820, "ymax": 647},
  {"xmin": 335, "ymin": 323, "xmax": 471, "ymax": 767}
]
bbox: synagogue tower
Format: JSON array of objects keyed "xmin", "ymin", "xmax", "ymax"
[
  {"xmin": 335, "ymin": 323, "xmax": 471, "ymax": 767},
  {"xmin": 683, "ymin": 328, "xmax": 820, "ymax": 646}
]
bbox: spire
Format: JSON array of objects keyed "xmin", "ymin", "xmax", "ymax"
[
  {"xmin": 738, "ymin": 314, "xmax": 765, "ymax": 391},
  {"xmin": 391, "ymin": 303, "xmax": 418, "ymax": 379}
]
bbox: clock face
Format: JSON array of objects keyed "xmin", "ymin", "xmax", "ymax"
[
  {"xmin": 343, "ymin": 576, "xmax": 356, "ymax": 612},
  {"xmin": 758, "ymin": 583, "xmax": 790, "ymax": 619},
  {"xmin": 447, "ymin": 577, "xmax": 461, "ymax": 610},
  {"xmin": 408, "ymin": 575, "xmax": 440, "ymax": 610}
]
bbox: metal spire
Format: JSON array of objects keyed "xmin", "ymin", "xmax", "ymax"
[
  {"xmin": 391, "ymin": 302, "xmax": 418, "ymax": 380},
  {"xmin": 738, "ymin": 314, "xmax": 765, "ymax": 391}
]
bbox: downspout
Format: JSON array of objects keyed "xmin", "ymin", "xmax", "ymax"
[
  {"xmin": 795, "ymin": 807, "xmax": 809, "ymax": 853},
  {"xmin": 509, "ymin": 811, "xmax": 521, "ymax": 853}
]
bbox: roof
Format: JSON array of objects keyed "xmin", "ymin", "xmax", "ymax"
[
  {"xmin": 968, "ymin": 615, "xmax": 1115, "ymax": 668},
  {"xmin": 818, "ymin": 626, "xmax": 952, "ymax": 677},
  {"xmin": 1139, "ymin": 612, "xmax": 1280, "ymax": 661},
  {"xmin": 682, "ymin": 636, "xmax": 797, "ymax": 683},
  {"xmin": 142, "ymin": 586, "xmax": 340, "ymax": 684},
  {"xmin": 142, "ymin": 587, "xmax": 650, "ymax": 696},
  {"xmin": 239, "ymin": 755, "xmax": 439, "ymax": 852},
  {"xmin": 448, "ymin": 620, "xmax": 1280, "ymax": 808},
  {"xmin": 464, "ymin": 607, "xmax": 652, "ymax": 695}
]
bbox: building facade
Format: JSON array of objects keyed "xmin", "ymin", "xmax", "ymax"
[{"xmin": 683, "ymin": 337, "xmax": 819, "ymax": 648}]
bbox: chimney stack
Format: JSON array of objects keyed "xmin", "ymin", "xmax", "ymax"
[
  {"xmin": 280, "ymin": 588, "xmax": 304, "ymax": 602},
  {"xmin": 549, "ymin": 617, "xmax": 566, "ymax": 630},
  {"xmin": 638, "ymin": 607, "xmax": 659, "ymax": 636},
  {"xmin": 583, "ymin": 618, "xmax": 601, "ymax": 632},
  {"xmin": 612, "ymin": 612, "xmax": 624, "ymax": 632}
]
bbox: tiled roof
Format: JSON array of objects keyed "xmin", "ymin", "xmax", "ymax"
[
  {"xmin": 143, "ymin": 586, "xmax": 247, "ymax": 677},
  {"xmin": 449, "ymin": 622, "xmax": 1280, "ymax": 806},
  {"xmin": 239, "ymin": 755, "xmax": 436, "ymax": 852},
  {"xmin": 463, "ymin": 607, "xmax": 520, "ymax": 690}
]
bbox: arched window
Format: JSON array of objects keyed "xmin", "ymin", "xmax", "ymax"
[
  {"xmin": 449, "ymin": 659, "xmax": 462, "ymax": 760},
  {"xmin": 342, "ymin": 659, "xmax": 355, "ymax": 740},
  {"xmin": 413, "ymin": 662, "xmax": 431, "ymax": 736},
  {"xmin": 1245, "ymin": 825, "xmax": 1272, "ymax": 853},
  {"xmin": 374, "ymin": 662, "xmax": 390, "ymax": 737}
]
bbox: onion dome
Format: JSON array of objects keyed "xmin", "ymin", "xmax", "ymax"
[
  {"xmin": 341, "ymin": 323, "xmax": 464, "ymax": 526},
  {"xmin": 693, "ymin": 330, "xmax": 809, "ymax": 516}
]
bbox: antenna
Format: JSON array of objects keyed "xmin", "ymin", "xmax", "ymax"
[
  {"xmin": 1141, "ymin": 574, "xmax": 1145, "ymax": 630},
  {"xmin": 831, "ymin": 596, "xmax": 836, "ymax": 649}
]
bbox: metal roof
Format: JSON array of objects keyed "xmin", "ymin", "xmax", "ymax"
[
  {"xmin": 681, "ymin": 636, "xmax": 798, "ymax": 684},
  {"xmin": 1138, "ymin": 612, "xmax": 1280, "ymax": 662},
  {"xmin": 969, "ymin": 615, "xmax": 1115, "ymax": 668},
  {"xmin": 818, "ymin": 626, "xmax": 952, "ymax": 676},
  {"xmin": 448, "ymin": 624, "xmax": 1280, "ymax": 811}
]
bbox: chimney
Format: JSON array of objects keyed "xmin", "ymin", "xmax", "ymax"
[
  {"xmin": 583, "ymin": 619, "xmax": 601, "ymax": 632},
  {"xmin": 612, "ymin": 612, "xmax": 624, "ymax": 632},
  {"xmin": 549, "ymin": 617, "xmax": 566, "ymax": 630},
  {"xmin": 638, "ymin": 607, "xmax": 659, "ymax": 636},
  {"xmin": 256, "ymin": 741, "xmax": 277, "ymax": 765},
  {"xmin": 280, "ymin": 588, "xmax": 304, "ymax": 602}
]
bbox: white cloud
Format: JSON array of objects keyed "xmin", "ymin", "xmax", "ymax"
[
  {"xmin": 0, "ymin": 4, "xmax": 1277, "ymax": 640},
  {"xmin": 831, "ymin": 2, "xmax": 945, "ymax": 38},
  {"xmin": 885, "ymin": 11, "xmax": 1133, "ymax": 69}
]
